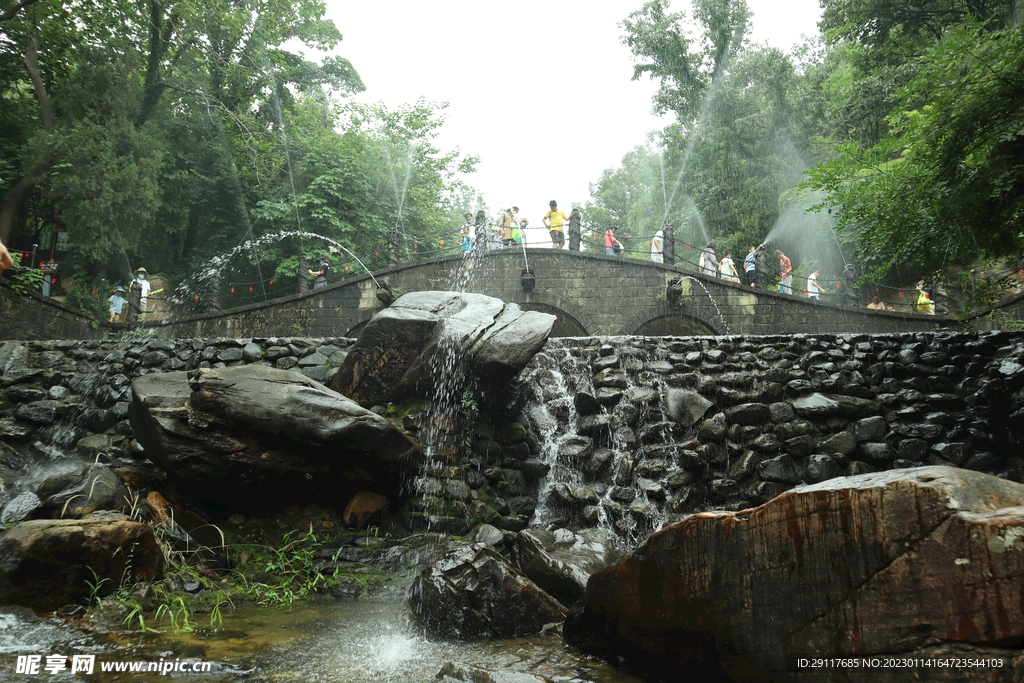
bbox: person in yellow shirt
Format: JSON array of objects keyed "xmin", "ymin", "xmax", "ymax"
[{"xmin": 542, "ymin": 200, "xmax": 568, "ymax": 249}]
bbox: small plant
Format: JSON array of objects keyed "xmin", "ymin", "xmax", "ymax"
[
  {"xmin": 122, "ymin": 604, "xmax": 159, "ymax": 633},
  {"xmin": 153, "ymin": 596, "xmax": 194, "ymax": 632},
  {"xmin": 7, "ymin": 266, "xmax": 45, "ymax": 295},
  {"xmin": 85, "ymin": 568, "xmax": 111, "ymax": 606},
  {"xmin": 986, "ymin": 308, "xmax": 1024, "ymax": 332}
]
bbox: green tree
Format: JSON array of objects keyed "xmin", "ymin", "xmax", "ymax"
[
  {"xmin": 622, "ymin": 0, "xmax": 750, "ymax": 119},
  {"xmin": 805, "ymin": 22, "xmax": 1024, "ymax": 282}
]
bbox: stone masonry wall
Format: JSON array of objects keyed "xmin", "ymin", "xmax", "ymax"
[
  {"xmin": 3, "ymin": 331, "xmax": 1022, "ymax": 544},
  {"xmin": 515, "ymin": 330, "xmax": 1024, "ymax": 542},
  {"xmin": 0, "ymin": 278, "xmax": 104, "ymax": 341}
]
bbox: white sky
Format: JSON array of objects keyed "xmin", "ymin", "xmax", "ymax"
[{"xmin": 325, "ymin": 0, "xmax": 822, "ymax": 226}]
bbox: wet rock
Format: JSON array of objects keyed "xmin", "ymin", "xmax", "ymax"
[
  {"xmin": 851, "ymin": 415, "xmax": 887, "ymax": 442},
  {"xmin": 593, "ymin": 368, "xmax": 628, "ymax": 390},
  {"xmin": 931, "ymin": 442, "xmax": 969, "ymax": 465},
  {"xmin": 547, "ymin": 483, "xmax": 599, "ymax": 507},
  {"xmin": 573, "ymin": 392, "xmax": 601, "ymax": 416},
  {"xmin": 724, "ymin": 403, "xmax": 771, "ymax": 426},
  {"xmin": 47, "ymin": 465, "xmax": 130, "ymax": 518},
  {"xmin": 582, "ymin": 449, "xmax": 613, "ymax": 477},
  {"xmin": 791, "ymin": 392, "xmax": 879, "ymax": 419},
  {"xmin": 805, "ymin": 454, "xmax": 842, "ymax": 483},
  {"xmin": 513, "ymin": 528, "xmax": 622, "ymax": 607},
  {"xmin": 0, "ymin": 516, "xmax": 162, "ymax": 612},
  {"xmin": 0, "ymin": 492, "xmax": 41, "ymax": 523},
  {"xmin": 665, "ymin": 388, "xmax": 713, "ymax": 426},
  {"xmin": 556, "ymin": 436, "xmax": 593, "ymax": 463},
  {"xmin": 520, "ymin": 459, "xmax": 551, "ymax": 479},
  {"xmin": 14, "ymin": 400, "xmax": 58, "ymax": 425},
  {"xmin": 129, "ymin": 367, "xmax": 419, "ymax": 512},
  {"xmin": 756, "ymin": 455, "xmax": 800, "ymax": 484},
  {"xmin": 331, "ymin": 292, "xmax": 555, "ymax": 406},
  {"xmin": 697, "ymin": 412, "xmax": 726, "ymax": 442},
  {"xmin": 432, "ymin": 662, "xmax": 555, "ymax": 683},
  {"xmin": 473, "ymin": 524, "xmax": 505, "ymax": 547},
  {"xmin": 860, "ymin": 442, "xmax": 895, "ymax": 462},
  {"xmin": 409, "ymin": 543, "xmax": 567, "ymax": 639},
  {"xmin": 565, "ymin": 467, "xmax": 1024, "ymax": 682},
  {"xmin": 343, "ymin": 490, "xmax": 388, "ymax": 529},
  {"xmin": 817, "ymin": 431, "xmax": 857, "ymax": 456},
  {"xmin": 901, "ymin": 438, "xmax": 933, "ymax": 464}
]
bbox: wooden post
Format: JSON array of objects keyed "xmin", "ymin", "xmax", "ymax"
[{"xmin": 298, "ymin": 251, "xmax": 310, "ymax": 293}]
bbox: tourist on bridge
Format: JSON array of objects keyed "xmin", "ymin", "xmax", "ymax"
[
  {"xmin": 460, "ymin": 213, "xmax": 473, "ymax": 252},
  {"xmin": 719, "ymin": 251, "xmax": 740, "ymax": 282},
  {"xmin": 108, "ymin": 286, "xmax": 126, "ymax": 323},
  {"xmin": 309, "ymin": 255, "xmax": 330, "ymax": 289},
  {"xmin": 512, "ymin": 219, "xmax": 526, "ymax": 247},
  {"xmin": 543, "ymin": 200, "xmax": 568, "ymax": 249},
  {"xmin": 651, "ymin": 230, "xmax": 664, "ymax": 263},
  {"xmin": 743, "ymin": 246, "xmax": 757, "ymax": 287},
  {"xmin": 698, "ymin": 241, "xmax": 718, "ymax": 278},
  {"xmin": 604, "ymin": 225, "xmax": 623, "ymax": 256},
  {"xmin": 130, "ymin": 266, "xmax": 152, "ymax": 318},
  {"xmin": 499, "ymin": 207, "xmax": 518, "ymax": 248},
  {"xmin": 807, "ymin": 269, "xmax": 822, "ymax": 300},
  {"xmin": 775, "ymin": 250, "xmax": 793, "ymax": 294}
]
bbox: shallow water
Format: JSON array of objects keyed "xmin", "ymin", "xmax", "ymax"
[{"xmin": 1, "ymin": 598, "xmax": 643, "ymax": 683}]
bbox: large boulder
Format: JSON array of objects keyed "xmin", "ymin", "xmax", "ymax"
[
  {"xmin": 0, "ymin": 515, "xmax": 162, "ymax": 612},
  {"xmin": 128, "ymin": 366, "xmax": 419, "ymax": 512},
  {"xmin": 331, "ymin": 292, "xmax": 555, "ymax": 407},
  {"xmin": 409, "ymin": 543, "xmax": 567, "ymax": 639},
  {"xmin": 565, "ymin": 467, "xmax": 1024, "ymax": 682},
  {"xmin": 512, "ymin": 528, "xmax": 622, "ymax": 606}
]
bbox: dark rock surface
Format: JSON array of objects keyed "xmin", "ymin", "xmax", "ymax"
[
  {"xmin": 511, "ymin": 528, "xmax": 621, "ymax": 606},
  {"xmin": 409, "ymin": 543, "xmax": 567, "ymax": 639},
  {"xmin": 129, "ymin": 366, "xmax": 418, "ymax": 512},
  {"xmin": 0, "ymin": 515, "xmax": 162, "ymax": 612},
  {"xmin": 564, "ymin": 467, "xmax": 1024, "ymax": 682},
  {"xmin": 330, "ymin": 292, "xmax": 555, "ymax": 407}
]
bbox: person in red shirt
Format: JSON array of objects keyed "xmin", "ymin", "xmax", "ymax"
[{"xmin": 775, "ymin": 250, "xmax": 793, "ymax": 294}]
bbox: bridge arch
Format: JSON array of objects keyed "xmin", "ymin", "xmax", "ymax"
[
  {"xmin": 140, "ymin": 249, "xmax": 949, "ymax": 340},
  {"xmin": 622, "ymin": 303, "xmax": 724, "ymax": 336}
]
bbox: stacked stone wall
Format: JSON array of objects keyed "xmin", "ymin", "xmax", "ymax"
[
  {"xmin": 516, "ymin": 331, "xmax": 1024, "ymax": 539},
  {"xmin": 3, "ymin": 331, "xmax": 1023, "ymax": 539}
]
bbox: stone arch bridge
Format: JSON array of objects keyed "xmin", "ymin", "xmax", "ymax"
[{"xmin": 151, "ymin": 250, "xmax": 947, "ymax": 339}]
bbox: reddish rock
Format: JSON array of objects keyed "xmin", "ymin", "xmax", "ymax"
[
  {"xmin": 565, "ymin": 467, "xmax": 1024, "ymax": 682},
  {"xmin": 342, "ymin": 490, "xmax": 387, "ymax": 529},
  {"xmin": 0, "ymin": 516, "xmax": 162, "ymax": 612}
]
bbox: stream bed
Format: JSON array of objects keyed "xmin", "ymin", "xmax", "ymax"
[{"xmin": 2, "ymin": 598, "xmax": 643, "ymax": 683}]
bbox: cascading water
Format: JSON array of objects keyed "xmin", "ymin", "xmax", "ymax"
[{"xmin": 516, "ymin": 337, "xmax": 707, "ymax": 548}]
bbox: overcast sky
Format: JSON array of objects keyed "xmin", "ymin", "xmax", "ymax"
[{"xmin": 325, "ymin": 0, "xmax": 822, "ymax": 225}]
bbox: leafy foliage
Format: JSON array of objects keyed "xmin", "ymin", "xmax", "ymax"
[{"xmin": 805, "ymin": 22, "xmax": 1024, "ymax": 282}]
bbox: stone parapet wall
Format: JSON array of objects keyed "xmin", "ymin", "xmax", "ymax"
[
  {"xmin": 0, "ymin": 278, "xmax": 105, "ymax": 341},
  {"xmin": 98, "ymin": 252, "xmax": 950, "ymax": 340}
]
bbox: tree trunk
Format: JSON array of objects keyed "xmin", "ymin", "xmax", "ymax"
[{"xmin": 0, "ymin": 33, "xmax": 55, "ymax": 244}]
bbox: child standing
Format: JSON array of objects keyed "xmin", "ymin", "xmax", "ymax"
[{"xmin": 108, "ymin": 286, "xmax": 126, "ymax": 323}]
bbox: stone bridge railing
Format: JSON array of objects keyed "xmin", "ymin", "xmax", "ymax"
[{"xmin": 134, "ymin": 250, "xmax": 949, "ymax": 339}]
